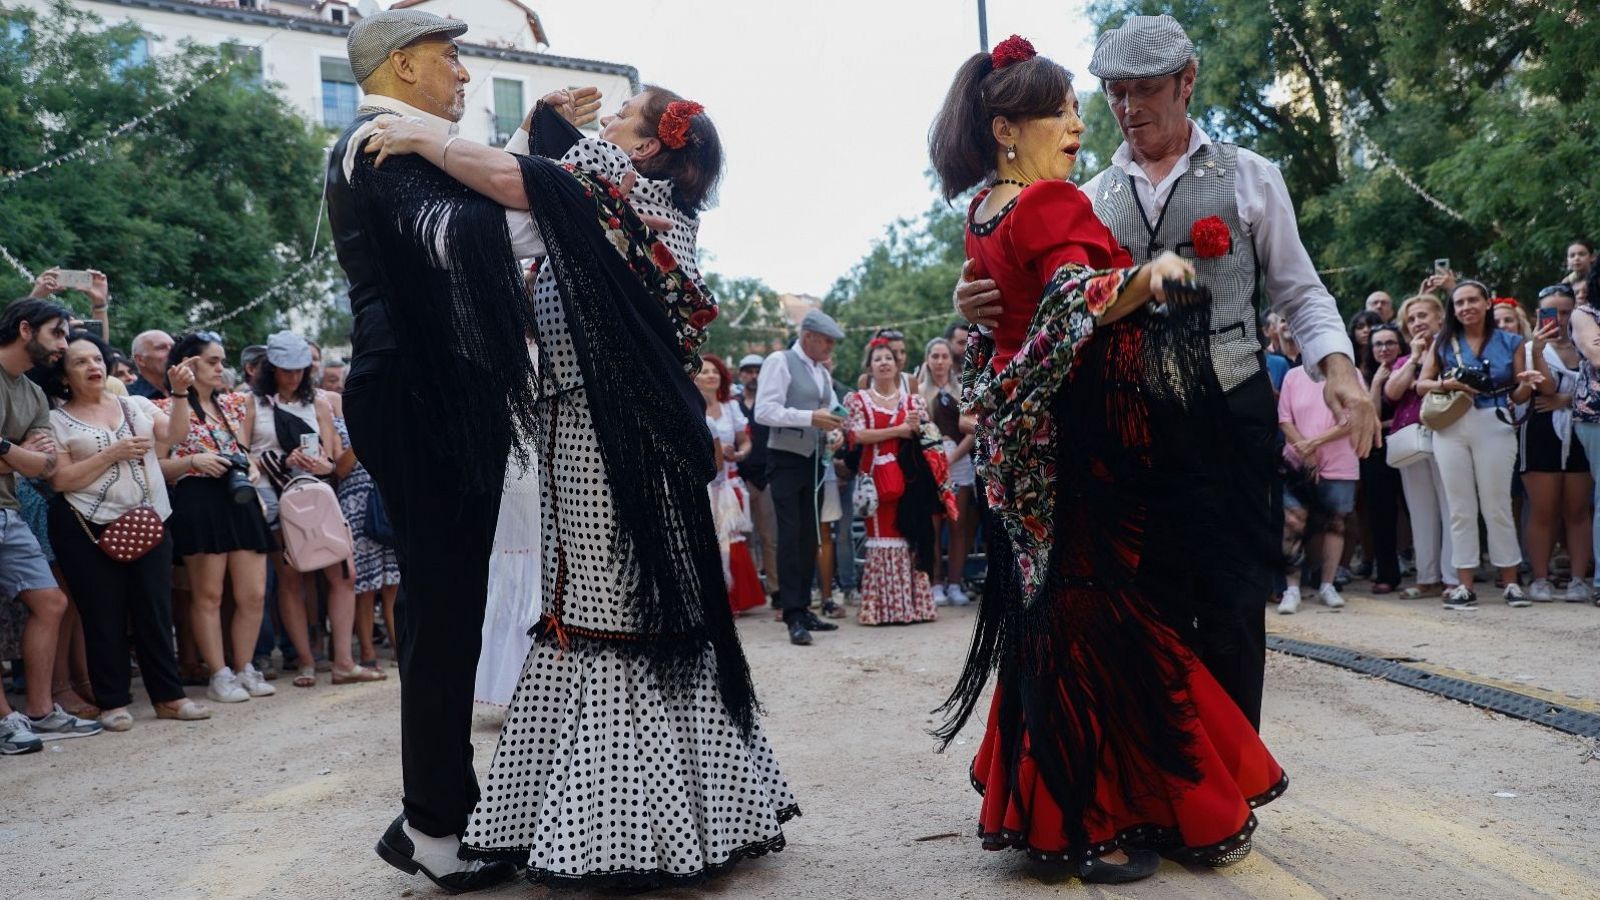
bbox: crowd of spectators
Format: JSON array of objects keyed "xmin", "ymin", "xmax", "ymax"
[
  {"xmin": 1, "ymin": 269, "xmax": 371, "ymax": 755},
  {"xmin": 1269, "ymin": 239, "xmax": 1600, "ymax": 614}
]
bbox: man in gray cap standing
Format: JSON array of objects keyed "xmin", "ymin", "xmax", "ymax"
[
  {"xmin": 754, "ymin": 310, "xmax": 848, "ymax": 645},
  {"xmin": 955, "ymin": 15, "xmax": 1375, "ymax": 734},
  {"xmin": 326, "ymin": 9, "xmax": 537, "ymax": 893}
]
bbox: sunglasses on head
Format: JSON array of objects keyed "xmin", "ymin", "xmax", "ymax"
[{"xmin": 875, "ymin": 329, "xmax": 904, "ymax": 340}]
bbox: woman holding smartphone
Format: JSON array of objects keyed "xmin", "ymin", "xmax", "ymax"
[
  {"xmin": 1521, "ymin": 285, "xmax": 1591, "ymax": 602},
  {"xmin": 247, "ymin": 332, "xmax": 378, "ymax": 688}
]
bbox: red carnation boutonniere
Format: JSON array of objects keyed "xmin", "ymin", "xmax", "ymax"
[{"xmin": 1191, "ymin": 216, "xmax": 1231, "ymax": 259}]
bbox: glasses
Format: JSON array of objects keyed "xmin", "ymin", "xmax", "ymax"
[
  {"xmin": 191, "ymin": 330, "xmax": 224, "ymax": 345},
  {"xmin": 1538, "ymin": 285, "xmax": 1575, "ymax": 300}
]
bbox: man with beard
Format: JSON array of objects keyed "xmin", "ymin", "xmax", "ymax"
[
  {"xmin": 954, "ymin": 15, "xmax": 1375, "ymax": 730},
  {"xmin": 0, "ymin": 299, "xmax": 102, "ymax": 750}
]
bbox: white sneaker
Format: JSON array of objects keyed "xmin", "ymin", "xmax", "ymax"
[
  {"xmin": 1563, "ymin": 581, "xmax": 1592, "ymax": 603},
  {"xmin": 238, "ymin": 664, "xmax": 277, "ymax": 698},
  {"xmin": 1277, "ymin": 586, "xmax": 1301, "ymax": 615},
  {"xmin": 1504, "ymin": 582, "xmax": 1532, "ymax": 608},
  {"xmin": 932, "ymin": 584, "xmax": 948, "ymax": 606},
  {"xmin": 1528, "ymin": 579, "xmax": 1556, "ymax": 603},
  {"xmin": 947, "ymin": 584, "xmax": 970, "ymax": 606},
  {"xmin": 207, "ymin": 667, "xmax": 250, "ymax": 703},
  {"xmin": 1319, "ymin": 584, "xmax": 1345, "ymax": 609}
]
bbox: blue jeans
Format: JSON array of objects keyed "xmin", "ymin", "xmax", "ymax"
[{"xmin": 1574, "ymin": 422, "xmax": 1600, "ymax": 586}]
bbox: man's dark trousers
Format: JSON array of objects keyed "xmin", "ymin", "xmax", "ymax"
[
  {"xmin": 767, "ymin": 448, "xmax": 821, "ymax": 620},
  {"xmin": 343, "ymin": 356, "xmax": 507, "ymax": 838}
]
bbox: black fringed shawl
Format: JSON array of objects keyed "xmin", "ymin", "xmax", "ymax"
[
  {"xmin": 517, "ymin": 151, "xmax": 759, "ymax": 737},
  {"xmin": 348, "ymin": 141, "xmax": 540, "ymax": 493},
  {"xmin": 935, "ymin": 274, "xmax": 1231, "ymax": 852}
]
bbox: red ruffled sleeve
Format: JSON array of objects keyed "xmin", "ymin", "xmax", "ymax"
[{"xmin": 1004, "ymin": 181, "xmax": 1134, "ymax": 284}]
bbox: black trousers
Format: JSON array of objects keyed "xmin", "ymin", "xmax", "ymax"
[
  {"xmin": 46, "ymin": 496, "xmax": 183, "ymax": 710},
  {"xmin": 767, "ymin": 449, "xmax": 822, "ymax": 619},
  {"xmin": 344, "ymin": 357, "xmax": 506, "ymax": 839},
  {"xmin": 1184, "ymin": 371, "xmax": 1278, "ymax": 730},
  {"xmin": 1360, "ymin": 453, "xmax": 1403, "ymax": 585}
]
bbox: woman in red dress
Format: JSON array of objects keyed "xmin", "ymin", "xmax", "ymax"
[
  {"xmin": 696, "ymin": 355, "xmax": 766, "ymax": 615},
  {"xmin": 928, "ymin": 36, "xmax": 1288, "ymax": 884}
]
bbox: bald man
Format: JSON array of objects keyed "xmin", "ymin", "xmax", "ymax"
[
  {"xmin": 1365, "ymin": 291, "xmax": 1395, "ymax": 323},
  {"xmin": 127, "ymin": 329, "xmax": 173, "ymax": 400}
]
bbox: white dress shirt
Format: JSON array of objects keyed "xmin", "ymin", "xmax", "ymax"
[
  {"xmin": 754, "ymin": 343, "xmax": 838, "ymax": 429},
  {"xmin": 1083, "ymin": 120, "xmax": 1354, "ymax": 379},
  {"xmin": 338, "ymin": 93, "xmax": 545, "ymax": 259}
]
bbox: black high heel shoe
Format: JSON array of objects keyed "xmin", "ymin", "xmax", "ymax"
[{"xmin": 1077, "ymin": 848, "xmax": 1161, "ymax": 884}]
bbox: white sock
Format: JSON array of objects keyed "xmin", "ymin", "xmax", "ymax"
[{"xmin": 402, "ymin": 821, "xmax": 473, "ymax": 875}]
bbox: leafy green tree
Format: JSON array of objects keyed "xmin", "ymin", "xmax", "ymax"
[{"xmin": 0, "ymin": 1, "xmax": 333, "ymax": 347}]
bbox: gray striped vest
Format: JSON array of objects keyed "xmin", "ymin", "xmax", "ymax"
[{"xmin": 1090, "ymin": 142, "xmax": 1263, "ymax": 392}]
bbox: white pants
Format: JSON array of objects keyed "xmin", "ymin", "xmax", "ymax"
[
  {"xmin": 1397, "ymin": 456, "xmax": 1459, "ymax": 586},
  {"xmin": 1433, "ymin": 405, "xmax": 1521, "ymax": 572}
]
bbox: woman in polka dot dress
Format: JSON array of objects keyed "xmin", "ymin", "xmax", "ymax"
[{"xmin": 459, "ymin": 90, "xmax": 798, "ymax": 888}]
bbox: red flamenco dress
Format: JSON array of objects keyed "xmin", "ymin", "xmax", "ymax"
[
  {"xmin": 937, "ymin": 181, "xmax": 1287, "ymax": 867},
  {"xmin": 845, "ymin": 388, "xmax": 939, "ymax": 626}
]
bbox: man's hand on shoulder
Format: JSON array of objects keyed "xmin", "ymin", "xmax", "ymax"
[{"xmin": 954, "ymin": 259, "xmax": 1002, "ymax": 329}]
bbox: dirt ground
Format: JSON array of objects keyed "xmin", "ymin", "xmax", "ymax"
[{"xmin": 7, "ymin": 592, "xmax": 1600, "ymax": 899}]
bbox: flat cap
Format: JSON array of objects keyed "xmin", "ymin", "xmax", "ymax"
[
  {"xmin": 1088, "ymin": 14, "xmax": 1195, "ymax": 82},
  {"xmin": 799, "ymin": 310, "xmax": 844, "ymax": 340},
  {"xmin": 240, "ymin": 344, "xmax": 267, "ymax": 368},
  {"xmin": 265, "ymin": 331, "xmax": 313, "ymax": 370},
  {"xmin": 347, "ymin": 9, "xmax": 468, "ymax": 84},
  {"xmin": 738, "ymin": 354, "xmax": 766, "ymax": 370}
]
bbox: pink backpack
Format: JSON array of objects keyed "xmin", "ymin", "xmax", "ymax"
[{"xmin": 278, "ymin": 475, "xmax": 354, "ymax": 573}]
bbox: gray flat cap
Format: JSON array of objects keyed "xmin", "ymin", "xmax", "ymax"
[
  {"xmin": 799, "ymin": 310, "xmax": 844, "ymax": 340},
  {"xmin": 265, "ymin": 331, "xmax": 313, "ymax": 370},
  {"xmin": 347, "ymin": 9, "xmax": 468, "ymax": 84},
  {"xmin": 1088, "ymin": 14, "xmax": 1195, "ymax": 81},
  {"xmin": 738, "ymin": 354, "xmax": 766, "ymax": 370}
]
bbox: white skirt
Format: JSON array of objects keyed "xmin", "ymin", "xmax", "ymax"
[{"xmin": 474, "ymin": 453, "xmax": 542, "ymax": 708}]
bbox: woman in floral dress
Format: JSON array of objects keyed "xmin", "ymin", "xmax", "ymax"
[{"xmin": 846, "ymin": 339, "xmax": 939, "ymax": 625}]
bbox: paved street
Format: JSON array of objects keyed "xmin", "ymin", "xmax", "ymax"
[{"xmin": 7, "ymin": 591, "xmax": 1600, "ymax": 899}]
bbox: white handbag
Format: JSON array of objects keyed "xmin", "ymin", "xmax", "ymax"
[{"xmin": 1385, "ymin": 423, "xmax": 1434, "ymax": 469}]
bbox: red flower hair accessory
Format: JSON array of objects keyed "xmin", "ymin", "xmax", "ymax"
[
  {"xmin": 657, "ymin": 100, "xmax": 704, "ymax": 150},
  {"xmin": 868, "ymin": 337, "xmax": 893, "ymax": 349},
  {"xmin": 1191, "ymin": 215, "xmax": 1232, "ymax": 258},
  {"xmin": 1491, "ymin": 296, "xmax": 1519, "ymax": 307},
  {"xmin": 991, "ymin": 35, "xmax": 1037, "ymax": 70}
]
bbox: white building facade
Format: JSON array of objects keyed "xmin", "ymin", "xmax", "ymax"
[{"xmin": 13, "ymin": 0, "xmax": 637, "ymax": 145}]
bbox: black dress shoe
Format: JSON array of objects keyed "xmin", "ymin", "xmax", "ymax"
[
  {"xmin": 787, "ymin": 620, "xmax": 813, "ymax": 645},
  {"xmin": 801, "ymin": 611, "xmax": 838, "ymax": 632},
  {"xmin": 375, "ymin": 814, "xmax": 519, "ymax": 895},
  {"xmin": 1077, "ymin": 848, "xmax": 1160, "ymax": 884}
]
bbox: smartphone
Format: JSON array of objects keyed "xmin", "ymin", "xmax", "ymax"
[
  {"xmin": 1433, "ymin": 258, "xmax": 1451, "ymax": 275},
  {"xmin": 79, "ymin": 320, "xmax": 104, "ymax": 339},
  {"xmin": 56, "ymin": 269, "xmax": 94, "ymax": 291},
  {"xmin": 1539, "ymin": 307, "xmax": 1560, "ymax": 328},
  {"xmin": 298, "ymin": 433, "xmax": 321, "ymax": 457}
]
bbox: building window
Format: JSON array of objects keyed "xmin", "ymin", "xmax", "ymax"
[
  {"xmin": 492, "ymin": 78, "xmax": 523, "ymax": 145},
  {"xmin": 329, "ymin": 7, "xmax": 345, "ymax": 24},
  {"xmin": 321, "ymin": 57, "xmax": 359, "ymax": 129},
  {"xmin": 110, "ymin": 35, "xmax": 149, "ymax": 79}
]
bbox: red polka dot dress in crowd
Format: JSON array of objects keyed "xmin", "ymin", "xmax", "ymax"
[
  {"xmin": 940, "ymin": 179, "xmax": 1288, "ymax": 867},
  {"xmin": 845, "ymin": 388, "xmax": 938, "ymax": 625}
]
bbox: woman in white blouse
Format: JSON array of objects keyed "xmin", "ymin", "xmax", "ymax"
[{"xmin": 44, "ymin": 331, "xmax": 211, "ymax": 730}]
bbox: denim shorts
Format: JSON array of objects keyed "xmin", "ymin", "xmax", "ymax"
[
  {"xmin": 0, "ymin": 507, "xmax": 57, "ymax": 598},
  {"xmin": 1283, "ymin": 478, "xmax": 1358, "ymax": 515}
]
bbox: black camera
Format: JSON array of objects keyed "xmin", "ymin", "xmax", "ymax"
[
  {"xmin": 221, "ymin": 453, "xmax": 255, "ymax": 505},
  {"xmin": 1445, "ymin": 363, "xmax": 1494, "ymax": 394}
]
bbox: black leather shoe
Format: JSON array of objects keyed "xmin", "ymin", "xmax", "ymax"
[
  {"xmin": 1077, "ymin": 848, "xmax": 1160, "ymax": 884},
  {"xmin": 787, "ymin": 621, "xmax": 813, "ymax": 645},
  {"xmin": 801, "ymin": 611, "xmax": 838, "ymax": 632},
  {"xmin": 375, "ymin": 814, "xmax": 519, "ymax": 895}
]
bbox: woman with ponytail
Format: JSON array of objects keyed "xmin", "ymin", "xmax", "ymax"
[{"xmin": 929, "ymin": 36, "xmax": 1286, "ymax": 883}]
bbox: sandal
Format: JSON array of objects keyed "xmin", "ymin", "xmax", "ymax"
[
  {"xmin": 331, "ymin": 666, "xmax": 386, "ymax": 684},
  {"xmin": 53, "ymin": 687, "xmax": 100, "ymax": 720},
  {"xmin": 1399, "ymin": 583, "xmax": 1443, "ymax": 600},
  {"xmin": 293, "ymin": 667, "xmax": 317, "ymax": 688},
  {"xmin": 155, "ymin": 699, "xmax": 212, "ymax": 721}
]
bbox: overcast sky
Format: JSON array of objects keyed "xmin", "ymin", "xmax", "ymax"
[{"xmin": 512, "ymin": 0, "xmax": 1100, "ymax": 297}]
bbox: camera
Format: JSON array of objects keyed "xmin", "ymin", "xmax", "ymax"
[
  {"xmin": 221, "ymin": 453, "xmax": 255, "ymax": 505},
  {"xmin": 1445, "ymin": 363, "xmax": 1494, "ymax": 394}
]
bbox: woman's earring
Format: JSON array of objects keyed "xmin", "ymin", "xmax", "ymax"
[{"xmin": 1006, "ymin": 145, "xmax": 1017, "ymax": 161}]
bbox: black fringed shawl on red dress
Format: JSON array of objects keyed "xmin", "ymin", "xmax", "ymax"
[{"xmin": 934, "ymin": 181, "xmax": 1234, "ymax": 849}]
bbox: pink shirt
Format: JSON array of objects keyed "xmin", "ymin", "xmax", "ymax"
[
  {"xmin": 1388, "ymin": 355, "xmax": 1424, "ymax": 431},
  {"xmin": 1279, "ymin": 365, "xmax": 1363, "ymax": 480}
]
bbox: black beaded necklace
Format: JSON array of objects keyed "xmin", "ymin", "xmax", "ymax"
[{"xmin": 992, "ymin": 178, "xmax": 1032, "ymax": 191}]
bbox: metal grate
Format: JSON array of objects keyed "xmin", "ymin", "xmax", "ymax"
[{"xmin": 1267, "ymin": 635, "xmax": 1600, "ymax": 739}]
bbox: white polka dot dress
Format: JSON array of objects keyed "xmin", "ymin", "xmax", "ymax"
[{"xmin": 464, "ymin": 140, "xmax": 799, "ymax": 887}]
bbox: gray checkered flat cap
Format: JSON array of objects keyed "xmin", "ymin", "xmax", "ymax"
[
  {"xmin": 347, "ymin": 9, "xmax": 468, "ymax": 84},
  {"xmin": 1088, "ymin": 14, "xmax": 1195, "ymax": 81},
  {"xmin": 799, "ymin": 310, "xmax": 844, "ymax": 340}
]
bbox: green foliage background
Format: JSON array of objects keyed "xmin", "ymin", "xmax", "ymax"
[{"xmin": 0, "ymin": 2, "xmax": 334, "ymax": 349}]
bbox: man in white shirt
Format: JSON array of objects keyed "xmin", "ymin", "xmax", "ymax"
[
  {"xmin": 954, "ymin": 15, "xmax": 1376, "ymax": 736},
  {"xmin": 754, "ymin": 310, "xmax": 846, "ymax": 646}
]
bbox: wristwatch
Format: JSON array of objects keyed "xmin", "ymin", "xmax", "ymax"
[{"xmin": 0, "ymin": 437, "xmax": 11, "ymax": 457}]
